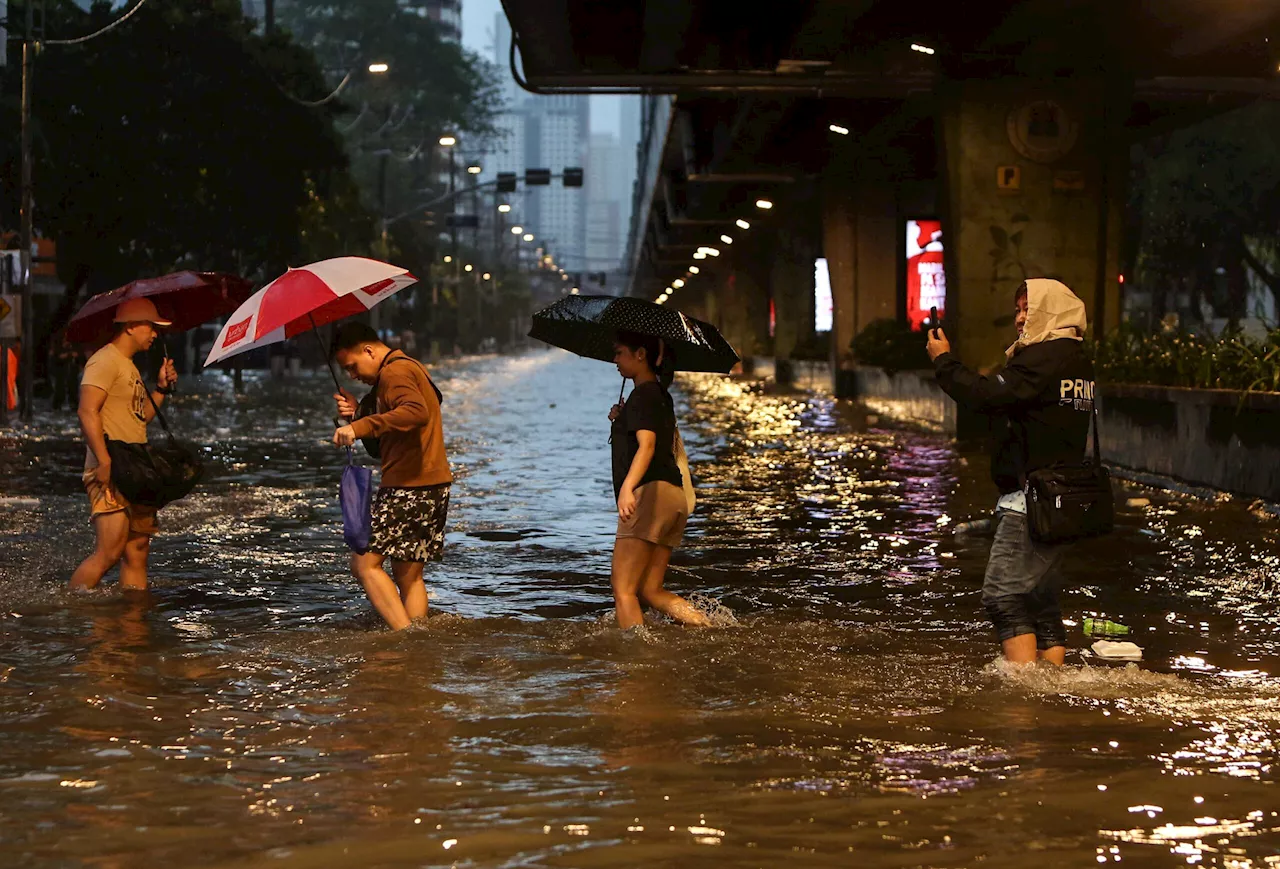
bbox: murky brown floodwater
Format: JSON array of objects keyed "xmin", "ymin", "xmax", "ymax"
[{"xmin": 1, "ymin": 350, "xmax": 1279, "ymax": 868}]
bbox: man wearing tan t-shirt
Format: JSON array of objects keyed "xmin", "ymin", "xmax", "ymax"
[
  {"xmin": 330, "ymin": 322, "xmax": 452, "ymax": 629},
  {"xmin": 70, "ymin": 298, "xmax": 178, "ymax": 591}
]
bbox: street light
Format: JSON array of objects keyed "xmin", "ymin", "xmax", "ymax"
[
  {"xmin": 523, "ymin": 233, "xmax": 534, "ymax": 242},
  {"xmin": 755, "ymin": 198, "xmax": 773, "ymax": 209},
  {"xmin": 443, "ymin": 255, "xmax": 452, "ymax": 263},
  {"xmin": 511, "ymin": 225, "xmax": 523, "ymax": 234},
  {"xmin": 498, "ymin": 204, "xmax": 511, "ymax": 213},
  {"xmin": 482, "ymin": 272, "xmax": 491, "ymax": 280},
  {"xmin": 467, "ymin": 165, "xmax": 482, "ymax": 175},
  {"xmin": 828, "ymin": 124, "xmax": 849, "ymax": 135},
  {"xmin": 689, "ymin": 266, "xmax": 700, "ymax": 274},
  {"xmin": 736, "ymin": 219, "xmax": 750, "ymax": 230},
  {"xmin": 439, "ymin": 135, "xmax": 456, "ymax": 147},
  {"xmin": 368, "ymin": 62, "xmax": 389, "ymax": 74},
  {"xmin": 693, "ymin": 252, "xmax": 706, "ymax": 260},
  {"xmin": 672, "ymin": 279, "xmax": 685, "ymax": 288},
  {"xmin": 464, "ymin": 263, "xmax": 473, "ymax": 272},
  {"xmin": 720, "ymin": 235, "xmax": 733, "ymax": 244}
]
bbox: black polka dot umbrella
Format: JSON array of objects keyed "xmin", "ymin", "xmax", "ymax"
[{"xmin": 529, "ymin": 295, "xmax": 740, "ymax": 373}]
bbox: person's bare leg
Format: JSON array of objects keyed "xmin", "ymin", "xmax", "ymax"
[
  {"xmin": 352, "ymin": 552, "xmax": 411, "ymax": 630},
  {"xmin": 1002, "ymin": 633, "xmax": 1038, "ymax": 664},
  {"xmin": 70, "ymin": 512, "xmax": 129, "ymax": 590},
  {"xmin": 611, "ymin": 537, "xmax": 652, "ymax": 629},
  {"xmin": 391, "ymin": 560, "xmax": 427, "ymax": 622},
  {"xmin": 1037, "ymin": 645, "xmax": 1065, "ymax": 665},
  {"xmin": 637, "ymin": 545, "xmax": 709, "ymax": 626},
  {"xmin": 118, "ymin": 532, "xmax": 152, "ymax": 591}
]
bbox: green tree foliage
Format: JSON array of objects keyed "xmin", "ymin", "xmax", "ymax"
[
  {"xmin": 0, "ymin": 0, "xmax": 362, "ymax": 292},
  {"xmin": 279, "ymin": 0, "xmax": 503, "ymax": 224},
  {"xmin": 1129, "ymin": 102, "xmax": 1280, "ymax": 327}
]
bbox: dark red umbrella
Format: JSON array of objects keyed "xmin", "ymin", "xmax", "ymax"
[{"xmin": 65, "ymin": 271, "xmax": 254, "ymax": 344}]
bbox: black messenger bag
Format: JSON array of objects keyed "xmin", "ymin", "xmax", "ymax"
[
  {"xmin": 106, "ymin": 386, "xmax": 204, "ymax": 509},
  {"xmin": 1023, "ymin": 399, "xmax": 1114, "ymax": 544}
]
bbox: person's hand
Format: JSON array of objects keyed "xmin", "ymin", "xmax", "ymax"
[
  {"xmin": 617, "ymin": 485, "xmax": 638, "ymax": 521},
  {"xmin": 334, "ymin": 390, "xmax": 358, "ymax": 419},
  {"xmin": 333, "ymin": 424, "xmax": 357, "ymax": 447},
  {"xmin": 158, "ymin": 357, "xmax": 178, "ymax": 390},
  {"xmin": 94, "ymin": 460, "xmax": 112, "ymax": 487},
  {"xmin": 926, "ymin": 327, "xmax": 951, "ymax": 361},
  {"xmin": 607, "ymin": 402, "xmax": 623, "ymax": 422}
]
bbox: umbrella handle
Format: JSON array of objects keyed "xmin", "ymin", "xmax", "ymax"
[{"xmin": 308, "ymin": 315, "xmax": 350, "ymax": 429}]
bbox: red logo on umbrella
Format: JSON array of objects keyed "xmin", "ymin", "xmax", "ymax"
[{"xmin": 224, "ymin": 316, "xmax": 252, "ymax": 347}]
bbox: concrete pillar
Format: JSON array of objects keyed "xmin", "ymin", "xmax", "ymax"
[
  {"xmin": 770, "ymin": 224, "xmax": 818, "ymax": 384},
  {"xmin": 939, "ymin": 77, "xmax": 1127, "ymax": 373},
  {"xmin": 699, "ymin": 257, "xmax": 770, "ymax": 365},
  {"xmin": 823, "ymin": 164, "xmax": 899, "ymax": 395}
]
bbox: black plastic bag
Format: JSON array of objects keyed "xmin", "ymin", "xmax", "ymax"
[
  {"xmin": 106, "ymin": 436, "xmax": 204, "ymax": 508},
  {"xmin": 104, "ymin": 384, "xmax": 203, "ymax": 509}
]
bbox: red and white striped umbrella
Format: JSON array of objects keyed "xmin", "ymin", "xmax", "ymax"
[{"xmin": 203, "ymin": 257, "xmax": 418, "ymax": 367}]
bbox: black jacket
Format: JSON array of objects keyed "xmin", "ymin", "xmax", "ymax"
[{"xmin": 934, "ymin": 339, "xmax": 1095, "ymax": 494}]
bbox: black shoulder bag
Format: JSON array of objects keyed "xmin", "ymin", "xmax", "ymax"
[
  {"xmin": 1023, "ymin": 398, "xmax": 1114, "ymax": 544},
  {"xmin": 354, "ymin": 355, "xmax": 443, "ymax": 460},
  {"xmin": 105, "ymin": 386, "xmax": 204, "ymax": 509}
]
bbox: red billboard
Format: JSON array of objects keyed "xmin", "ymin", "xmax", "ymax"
[{"xmin": 905, "ymin": 219, "xmax": 945, "ymax": 331}]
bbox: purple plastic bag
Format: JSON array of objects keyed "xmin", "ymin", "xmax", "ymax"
[{"xmin": 340, "ymin": 450, "xmax": 373, "ymax": 554}]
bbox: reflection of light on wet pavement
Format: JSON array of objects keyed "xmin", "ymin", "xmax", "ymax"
[{"xmin": 1, "ymin": 353, "xmax": 1280, "ymax": 865}]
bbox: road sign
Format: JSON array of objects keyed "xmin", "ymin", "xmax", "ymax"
[
  {"xmin": 0, "ymin": 294, "xmax": 19, "ymax": 340},
  {"xmin": 996, "ymin": 165, "xmax": 1021, "ymax": 191}
]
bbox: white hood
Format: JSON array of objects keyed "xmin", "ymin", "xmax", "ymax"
[{"xmin": 1006, "ymin": 278, "xmax": 1087, "ymax": 359}]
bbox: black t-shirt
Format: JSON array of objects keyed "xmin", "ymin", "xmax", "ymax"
[{"xmin": 610, "ymin": 381, "xmax": 684, "ymax": 499}]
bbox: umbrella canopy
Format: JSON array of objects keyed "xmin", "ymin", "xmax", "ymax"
[
  {"xmin": 64, "ymin": 271, "xmax": 254, "ymax": 344},
  {"xmin": 203, "ymin": 257, "xmax": 417, "ymax": 367},
  {"xmin": 529, "ymin": 295, "xmax": 740, "ymax": 374}
]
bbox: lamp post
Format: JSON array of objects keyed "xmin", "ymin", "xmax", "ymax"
[{"xmin": 17, "ymin": 0, "xmax": 35, "ymax": 421}]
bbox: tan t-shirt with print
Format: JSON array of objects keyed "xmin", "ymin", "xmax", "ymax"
[{"xmin": 81, "ymin": 342, "xmax": 148, "ymax": 469}]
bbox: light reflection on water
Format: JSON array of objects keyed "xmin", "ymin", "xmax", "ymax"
[{"xmin": 0, "ymin": 350, "xmax": 1278, "ymax": 867}]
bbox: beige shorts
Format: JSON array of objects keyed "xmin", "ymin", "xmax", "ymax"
[
  {"xmin": 82, "ymin": 469, "xmax": 159, "ymax": 537},
  {"xmin": 616, "ymin": 481, "xmax": 687, "ymax": 549}
]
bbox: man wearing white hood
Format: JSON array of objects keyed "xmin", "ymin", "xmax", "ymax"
[{"xmin": 926, "ymin": 279, "xmax": 1096, "ymax": 665}]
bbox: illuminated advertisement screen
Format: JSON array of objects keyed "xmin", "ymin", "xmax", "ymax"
[
  {"xmin": 905, "ymin": 219, "xmax": 945, "ymax": 331},
  {"xmin": 814, "ymin": 257, "xmax": 832, "ymax": 333}
]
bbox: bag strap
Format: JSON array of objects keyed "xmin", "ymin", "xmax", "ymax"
[
  {"xmin": 141, "ymin": 381, "xmax": 177, "ymax": 443},
  {"xmin": 375, "ymin": 352, "xmax": 443, "ymax": 405},
  {"xmin": 1090, "ymin": 389, "xmax": 1102, "ymax": 465}
]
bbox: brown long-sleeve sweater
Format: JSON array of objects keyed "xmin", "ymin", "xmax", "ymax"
[{"xmin": 348, "ymin": 351, "xmax": 452, "ymax": 488}]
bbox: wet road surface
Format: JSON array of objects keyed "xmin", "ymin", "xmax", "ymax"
[{"xmin": 1, "ymin": 350, "xmax": 1279, "ymax": 867}]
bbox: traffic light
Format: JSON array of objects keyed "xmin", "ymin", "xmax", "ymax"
[
  {"xmin": 496, "ymin": 172, "xmax": 517, "ymax": 193},
  {"xmin": 525, "ymin": 168, "xmax": 551, "ymax": 186},
  {"xmin": 563, "ymin": 167, "xmax": 583, "ymax": 187}
]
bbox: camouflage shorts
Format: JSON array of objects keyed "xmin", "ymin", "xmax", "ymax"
[{"xmin": 369, "ymin": 484, "xmax": 451, "ymax": 563}]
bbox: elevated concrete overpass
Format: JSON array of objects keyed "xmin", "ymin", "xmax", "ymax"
[{"xmin": 500, "ymin": 0, "xmax": 1280, "ymax": 388}]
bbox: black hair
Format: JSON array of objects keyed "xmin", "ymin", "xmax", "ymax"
[
  {"xmin": 1014, "ymin": 281, "xmax": 1029, "ymax": 302},
  {"xmin": 616, "ymin": 330, "xmax": 676, "ymax": 390},
  {"xmin": 331, "ymin": 321, "xmax": 380, "ymax": 356}
]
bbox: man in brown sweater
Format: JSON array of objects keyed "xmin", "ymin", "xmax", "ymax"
[{"xmin": 331, "ymin": 322, "xmax": 452, "ymax": 629}]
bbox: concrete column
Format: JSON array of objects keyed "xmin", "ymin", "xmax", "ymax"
[
  {"xmin": 698, "ymin": 257, "xmax": 770, "ymax": 365},
  {"xmin": 770, "ymin": 225, "xmax": 818, "ymax": 384},
  {"xmin": 939, "ymin": 77, "xmax": 1127, "ymax": 373},
  {"xmin": 822, "ymin": 164, "xmax": 899, "ymax": 395}
]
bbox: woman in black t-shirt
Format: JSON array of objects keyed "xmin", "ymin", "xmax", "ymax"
[{"xmin": 607, "ymin": 331, "xmax": 709, "ymax": 629}]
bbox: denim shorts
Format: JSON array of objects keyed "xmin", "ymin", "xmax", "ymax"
[{"xmin": 982, "ymin": 510, "xmax": 1069, "ymax": 647}]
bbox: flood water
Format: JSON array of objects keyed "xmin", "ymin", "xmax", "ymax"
[{"xmin": 1, "ymin": 350, "xmax": 1279, "ymax": 868}]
